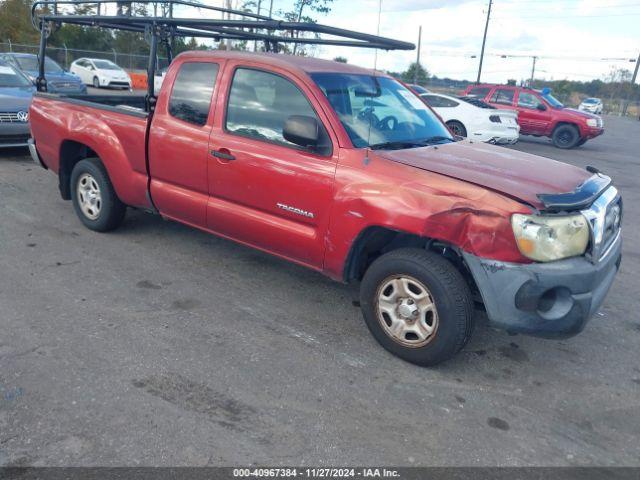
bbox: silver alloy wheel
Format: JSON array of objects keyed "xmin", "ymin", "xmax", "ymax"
[
  {"xmin": 375, "ymin": 275, "xmax": 439, "ymax": 347},
  {"xmin": 77, "ymin": 173, "xmax": 102, "ymax": 220}
]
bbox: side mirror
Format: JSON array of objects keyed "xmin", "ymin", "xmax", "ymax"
[
  {"xmin": 537, "ymin": 103, "xmax": 547, "ymax": 111},
  {"xmin": 283, "ymin": 115, "xmax": 320, "ymax": 149}
]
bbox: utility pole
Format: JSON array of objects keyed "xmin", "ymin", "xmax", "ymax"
[
  {"xmin": 225, "ymin": 0, "xmax": 232, "ymax": 51},
  {"xmin": 622, "ymin": 52, "xmax": 639, "ymax": 116},
  {"xmin": 476, "ymin": 0, "xmax": 492, "ymax": 84},
  {"xmin": 530, "ymin": 56, "xmax": 537, "ymax": 87},
  {"xmin": 268, "ymin": 0, "xmax": 274, "ymax": 17},
  {"xmin": 414, "ymin": 26, "xmax": 422, "ymax": 84}
]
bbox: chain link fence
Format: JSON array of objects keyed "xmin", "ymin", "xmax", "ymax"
[{"xmin": 0, "ymin": 41, "xmax": 168, "ymax": 72}]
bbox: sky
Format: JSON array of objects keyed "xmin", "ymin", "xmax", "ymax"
[{"xmin": 218, "ymin": 0, "xmax": 640, "ymax": 84}]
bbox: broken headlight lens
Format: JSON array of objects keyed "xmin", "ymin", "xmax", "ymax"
[{"xmin": 511, "ymin": 213, "xmax": 590, "ymax": 262}]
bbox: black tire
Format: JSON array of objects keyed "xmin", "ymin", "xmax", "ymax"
[
  {"xmin": 575, "ymin": 138, "xmax": 587, "ymax": 147},
  {"xmin": 552, "ymin": 124, "xmax": 580, "ymax": 149},
  {"xmin": 360, "ymin": 248, "xmax": 474, "ymax": 367},
  {"xmin": 92, "ymin": 76, "xmax": 100, "ymax": 88},
  {"xmin": 446, "ymin": 120, "xmax": 467, "ymax": 138},
  {"xmin": 70, "ymin": 158, "xmax": 126, "ymax": 232}
]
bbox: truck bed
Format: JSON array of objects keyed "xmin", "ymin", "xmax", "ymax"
[{"xmin": 30, "ymin": 92, "xmax": 152, "ymax": 209}]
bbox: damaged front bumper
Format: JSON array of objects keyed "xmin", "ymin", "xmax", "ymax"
[{"xmin": 462, "ymin": 231, "xmax": 621, "ymax": 338}]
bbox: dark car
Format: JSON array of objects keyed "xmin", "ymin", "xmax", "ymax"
[
  {"xmin": 0, "ymin": 60, "xmax": 34, "ymax": 148},
  {"xmin": 0, "ymin": 53, "xmax": 86, "ymax": 94}
]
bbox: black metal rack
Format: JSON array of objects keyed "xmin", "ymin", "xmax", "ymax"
[{"xmin": 31, "ymin": 0, "xmax": 414, "ymax": 109}]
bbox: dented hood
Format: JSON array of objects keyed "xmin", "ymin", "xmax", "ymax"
[{"xmin": 375, "ymin": 141, "xmax": 591, "ymax": 210}]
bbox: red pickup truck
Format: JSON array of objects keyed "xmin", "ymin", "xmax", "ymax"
[
  {"xmin": 462, "ymin": 84, "xmax": 604, "ymax": 149},
  {"xmin": 29, "ymin": 51, "xmax": 622, "ymax": 366}
]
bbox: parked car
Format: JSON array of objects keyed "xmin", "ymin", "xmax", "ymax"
[
  {"xmin": 419, "ymin": 92, "xmax": 519, "ymax": 144},
  {"xmin": 463, "ymin": 84, "xmax": 604, "ymax": 149},
  {"xmin": 0, "ymin": 60, "xmax": 34, "ymax": 148},
  {"xmin": 579, "ymin": 97, "xmax": 603, "ymax": 114},
  {"xmin": 70, "ymin": 58, "xmax": 132, "ymax": 89},
  {"xmin": 0, "ymin": 53, "xmax": 86, "ymax": 94},
  {"xmin": 29, "ymin": 51, "xmax": 622, "ymax": 366},
  {"xmin": 154, "ymin": 67, "xmax": 168, "ymax": 93}
]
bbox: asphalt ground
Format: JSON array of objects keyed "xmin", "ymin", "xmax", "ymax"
[{"xmin": 0, "ymin": 115, "xmax": 639, "ymax": 467}]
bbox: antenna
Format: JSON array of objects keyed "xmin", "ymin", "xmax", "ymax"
[
  {"xmin": 365, "ymin": 0, "xmax": 383, "ymax": 164},
  {"xmin": 373, "ymin": 0, "xmax": 382, "ymax": 71}
]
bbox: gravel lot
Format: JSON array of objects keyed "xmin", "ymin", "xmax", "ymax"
[{"xmin": 1, "ymin": 115, "xmax": 639, "ymax": 467}]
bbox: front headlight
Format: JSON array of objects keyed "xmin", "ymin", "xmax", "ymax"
[
  {"xmin": 586, "ymin": 118, "xmax": 598, "ymax": 127},
  {"xmin": 511, "ymin": 213, "xmax": 590, "ymax": 262}
]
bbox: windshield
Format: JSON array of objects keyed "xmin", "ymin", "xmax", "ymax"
[
  {"xmin": 93, "ymin": 60, "xmax": 121, "ymax": 71},
  {"xmin": 311, "ymin": 73, "xmax": 453, "ymax": 149},
  {"xmin": 0, "ymin": 64, "xmax": 32, "ymax": 87},
  {"xmin": 16, "ymin": 56, "xmax": 63, "ymax": 73},
  {"xmin": 540, "ymin": 91, "xmax": 564, "ymax": 108},
  {"xmin": 583, "ymin": 98, "xmax": 598, "ymax": 104}
]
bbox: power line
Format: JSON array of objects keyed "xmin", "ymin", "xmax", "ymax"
[{"xmin": 493, "ymin": 12, "xmax": 640, "ymax": 19}]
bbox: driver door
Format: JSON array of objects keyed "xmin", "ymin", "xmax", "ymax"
[
  {"xmin": 515, "ymin": 90, "xmax": 551, "ymax": 135},
  {"xmin": 206, "ymin": 64, "xmax": 339, "ymax": 268}
]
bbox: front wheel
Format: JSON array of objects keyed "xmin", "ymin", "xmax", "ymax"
[
  {"xmin": 70, "ymin": 158, "xmax": 126, "ymax": 232},
  {"xmin": 552, "ymin": 124, "xmax": 580, "ymax": 149},
  {"xmin": 360, "ymin": 248, "xmax": 474, "ymax": 366},
  {"xmin": 93, "ymin": 76, "xmax": 100, "ymax": 89}
]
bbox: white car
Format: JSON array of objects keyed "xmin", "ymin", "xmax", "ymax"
[
  {"xmin": 419, "ymin": 93, "xmax": 520, "ymax": 144},
  {"xmin": 70, "ymin": 58, "xmax": 132, "ymax": 90},
  {"xmin": 578, "ymin": 97, "xmax": 603, "ymax": 114},
  {"xmin": 154, "ymin": 67, "xmax": 167, "ymax": 93}
]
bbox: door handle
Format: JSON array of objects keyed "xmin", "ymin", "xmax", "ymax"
[{"xmin": 211, "ymin": 149, "xmax": 236, "ymax": 161}]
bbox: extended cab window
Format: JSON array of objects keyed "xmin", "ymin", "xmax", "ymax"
[
  {"xmin": 468, "ymin": 87, "xmax": 490, "ymax": 98},
  {"xmin": 518, "ymin": 91, "xmax": 542, "ymax": 109},
  {"xmin": 491, "ymin": 88, "xmax": 515, "ymax": 106},
  {"xmin": 225, "ymin": 68, "xmax": 328, "ymax": 152},
  {"xmin": 169, "ymin": 62, "xmax": 219, "ymax": 126}
]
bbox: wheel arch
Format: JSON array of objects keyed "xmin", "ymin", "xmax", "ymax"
[
  {"xmin": 445, "ymin": 119, "xmax": 467, "ymax": 136},
  {"xmin": 342, "ymin": 225, "xmax": 481, "ymax": 302},
  {"xmin": 58, "ymin": 140, "xmax": 98, "ymax": 200}
]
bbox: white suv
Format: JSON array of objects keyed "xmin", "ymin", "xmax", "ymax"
[{"xmin": 579, "ymin": 97, "xmax": 603, "ymax": 114}]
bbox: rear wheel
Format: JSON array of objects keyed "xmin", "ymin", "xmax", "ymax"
[
  {"xmin": 70, "ymin": 158, "xmax": 126, "ymax": 232},
  {"xmin": 360, "ymin": 248, "xmax": 474, "ymax": 366},
  {"xmin": 552, "ymin": 124, "xmax": 580, "ymax": 149},
  {"xmin": 446, "ymin": 120, "xmax": 467, "ymax": 138}
]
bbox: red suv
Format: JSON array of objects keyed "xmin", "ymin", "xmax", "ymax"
[{"xmin": 462, "ymin": 84, "xmax": 604, "ymax": 149}]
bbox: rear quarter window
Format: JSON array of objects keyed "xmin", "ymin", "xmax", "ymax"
[
  {"xmin": 467, "ymin": 87, "xmax": 491, "ymax": 98},
  {"xmin": 491, "ymin": 88, "xmax": 516, "ymax": 106},
  {"xmin": 168, "ymin": 62, "xmax": 219, "ymax": 126}
]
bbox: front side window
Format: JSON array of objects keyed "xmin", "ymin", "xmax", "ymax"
[
  {"xmin": 312, "ymin": 73, "xmax": 452, "ymax": 149},
  {"xmin": 491, "ymin": 88, "xmax": 515, "ymax": 105},
  {"xmin": 169, "ymin": 62, "xmax": 219, "ymax": 126},
  {"xmin": 226, "ymin": 68, "xmax": 328, "ymax": 152},
  {"xmin": 517, "ymin": 91, "xmax": 542, "ymax": 109}
]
